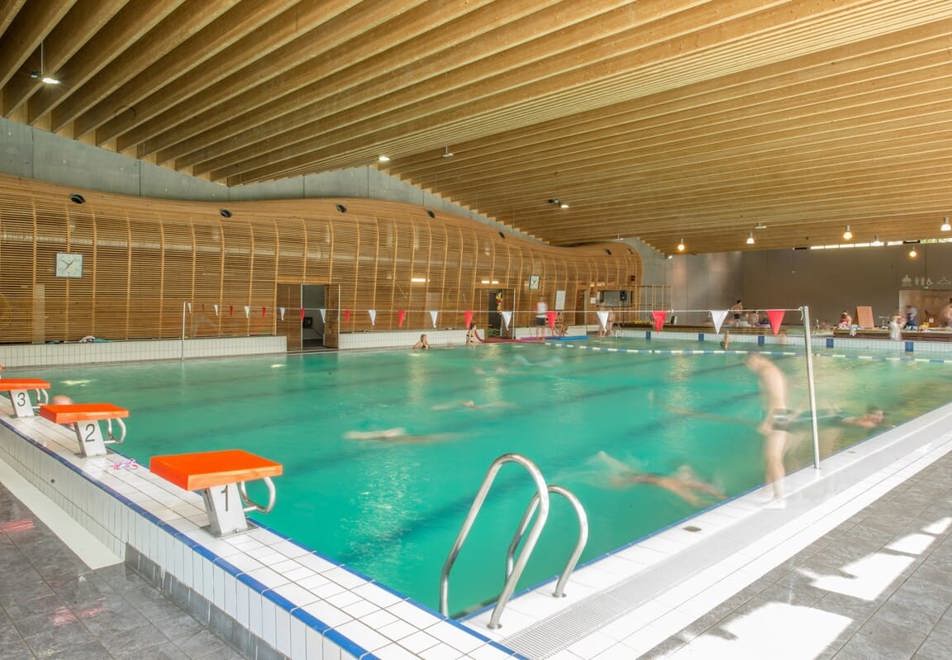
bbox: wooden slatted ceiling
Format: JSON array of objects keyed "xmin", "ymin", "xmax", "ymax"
[{"xmin": 1, "ymin": 1, "xmax": 952, "ymax": 252}]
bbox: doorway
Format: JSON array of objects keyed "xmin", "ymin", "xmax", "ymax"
[
  {"xmin": 485, "ymin": 288, "xmax": 514, "ymax": 338},
  {"xmin": 302, "ymin": 284, "xmax": 326, "ymax": 349}
]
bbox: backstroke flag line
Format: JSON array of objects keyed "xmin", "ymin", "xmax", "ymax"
[
  {"xmin": 710, "ymin": 310, "xmax": 728, "ymax": 334},
  {"xmin": 368, "ymin": 309, "xmax": 376, "ymax": 326},
  {"xmin": 429, "ymin": 310, "xmax": 439, "ymax": 328},
  {"xmin": 596, "ymin": 311, "xmax": 609, "ymax": 330},
  {"xmin": 501, "ymin": 311, "xmax": 512, "ymax": 328},
  {"xmin": 767, "ymin": 309, "xmax": 785, "ymax": 335}
]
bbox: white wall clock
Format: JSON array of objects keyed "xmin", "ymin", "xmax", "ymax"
[{"xmin": 55, "ymin": 252, "xmax": 83, "ymax": 278}]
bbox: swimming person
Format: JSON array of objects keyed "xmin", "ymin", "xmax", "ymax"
[
  {"xmin": 594, "ymin": 451, "xmax": 725, "ymax": 506},
  {"xmin": 50, "ymin": 395, "xmax": 74, "ymax": 405},
  {"xmin": 431, "ymin": 400, "xmax": 515, "ymax": 411},
  {"xmin": 344, "ymin": 428, "xmax": 456, "ymax": 443},
  {"xmin": 745, "ymin": 352, "xmax": 791, "ymax": 500},
  {"xmin": 413, "ymin": 334, "xmax": 430, "ymax": 350}
]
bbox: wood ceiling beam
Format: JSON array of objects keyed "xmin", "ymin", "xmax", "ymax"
[
  {"xmin": 389, "ymin": 30, "xmax": 952, "ymax": 181},
  {"xmin": 396, "ymin": 55, "xmax": 952, "ymax": 194},
  {"xmin": 0, "ymin": 0, "xmax": 27, "ymax": 39},
  {"xmin": 176, "ymin": 0, "xmax": 688, "ymax": 172},
  {"xmin": 2, "ymin": 0, "xmax": 127, "ymax": 116},
  {"xmin": 409, "ymin": 94, "xmax": 952, "ymax": 207},
  {"xmin": 50, "ymin": 0, "xmax": 238, "ymax": 133},
  {"xmin": 72, "ymin": 0, "xmax": 298, "ymax": 141},
  {"xmin": 206, "ymin": 0, "xmax": 802, "ymax": 180},
  {"xmin": 0, "ymin": 0, "xmax": 75, "ymax": 89},
  {"xmin": 163, "ymin": 0, "xmax": 614, "ymax": 169},
  {"xmin": 26, "ymin": 0, "xmax": 184, "ymax": 125},
  {"xmin": 114, "ymin": 0, "xmax": 415, "ymax": 153},
  {"xmin": 219, "ymin": 0, "xmax": 939, "ymax": 184}
]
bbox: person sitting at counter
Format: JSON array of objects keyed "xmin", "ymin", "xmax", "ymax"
[
  {"xmin": 903, "ymin": 305, "xmax": 919, "ymax": 329},
  {"xmin": 837, "ymin": 310, "xmax": 853, "ymax": 329}
]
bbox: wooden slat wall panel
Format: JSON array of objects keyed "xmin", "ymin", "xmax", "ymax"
[
  {"xmin": 0, "ymin": 175, "xmax": 640, "ymax": 344},
  {"xmin": 0, "ymin": 200, "xmax": 34, "ymax": 340}
]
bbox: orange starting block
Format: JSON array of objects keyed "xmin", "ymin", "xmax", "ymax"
[
  {"xmin": 151, "ymin": 450, "xmax": 283, "ymax": 536},
  {"xmin": 0, "ymin": 378, "xmax": 50, "ymax": 418},
  {"xmin": 40, "ymin": 403, "xmax": 128, "ymax": 457}
]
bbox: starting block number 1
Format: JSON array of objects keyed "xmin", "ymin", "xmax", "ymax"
[
  {"xmin": 201, "ymin": 483, "xmax": 249, "ymax": 536},
  {"xmin": 73, "ymin": 421, "xmax": 107, "ymax": 457}
]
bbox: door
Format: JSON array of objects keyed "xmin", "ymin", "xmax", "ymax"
[
  {"xmin": 301, "ymin": 284, "xmax": 326, "ymax": 348},
  {"xmin": 276, "ymin": 283, "xmax": 302, "ymax": 351}
]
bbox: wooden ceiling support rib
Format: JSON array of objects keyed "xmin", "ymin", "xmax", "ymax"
[
  {"xmin": 160, "ymin": 0, "xmax": 565, "ymax": 168},
  {"xmin": 2, "ymin": 0, "xmax": 127, "ymax": 116},
  {"xmin": 0, "ymin": 0, "xmax": 75, "ymax": 89},
  {"xmin": 26, "ymin": 0, "xmax": 185, "ymax": 125},
  {"xmin": 73, "ymin": 0, "xmax": 299, "ymax": 141},
  {"xmin": 93, "ymin": 0, "xmax": 363, "ymax": 148},
  {"xmin": 115, "ymin": 0, "xmax": 415, "ymax": 155},
  {"xmin": 50, "ymin": 0, "xmax": 239, "ymax": 133},
  {"xmin": 0, "ymin": 0, "xmax": 27, "ymax": 39}
]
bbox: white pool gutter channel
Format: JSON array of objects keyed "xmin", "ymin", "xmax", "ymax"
[{"xmin": 469, "ymin": 401, "xmax": 952, "ymax": 658}]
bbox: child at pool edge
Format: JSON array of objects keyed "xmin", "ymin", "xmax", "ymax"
[
  {"xmin": 413, "ymin": 334, "xmax": 429, "ymax": 350},
  {"xmin": 465, "ymin": 322, "xmax": 483, "ymax": 345},
  {"xmin": 745, "ymin": 352, "xmax": 790, "ymax": 502}
]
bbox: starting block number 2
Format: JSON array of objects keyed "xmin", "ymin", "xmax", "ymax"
[{"xmin": 74, "ymin": 421, "xmax": 108, "ymax": 457}]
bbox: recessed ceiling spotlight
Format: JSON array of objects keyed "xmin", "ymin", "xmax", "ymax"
[
  {"xmin": 69, "ymin": 193, "xmax": 85, "ymax": 204},
  {"xmin": 377, "ymin": 155, "xmax": 390, "ymax": 163},
  {"xmin": 843, "ymin": 225, "xmax": 853, "ymax": 241},
  {"xmin": 754, "ymin": 223, "xmax": 767, "ymax": 230},
  {"xmin": 547, "ymin": 198, "xmax": 561, "ymax": 206},
  {"xmin": 560, "ymin": 203, "xmax": 569, "ymax": 209},
  {"xmin": 441, "ymin": 146, "xmax": 454, "ymax": 159},
  {"xmin": 746, "ymin": 232, "xmax": 755, "ymax": 245},
  {"xmin": 909, "ymin": 247, "xmax": 918, "ymax": 259},
  {"xmin": 676, "ymin": 238, "xmax": 685, "ymax": 252},
  {"xmin": 941, "ymin": 216, "xmax": 951, "ymax": 232}
]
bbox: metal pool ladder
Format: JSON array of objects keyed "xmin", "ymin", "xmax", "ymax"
[{"xmin": 439, "ymin": 453, "xmax": 589, "ymax": 629}]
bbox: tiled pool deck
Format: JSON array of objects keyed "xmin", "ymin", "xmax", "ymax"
[
  {"xmin": 644, "ymin": 450, "xmax": 952, "ymax": 659},
  {"xmin": 0, "ymin": 480, "xmax": 239, "ymax": 659}
]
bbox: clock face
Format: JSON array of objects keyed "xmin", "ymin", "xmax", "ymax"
[{"xmin": 55, "ymin": 252, "xmax": 83, "ymax": 278}]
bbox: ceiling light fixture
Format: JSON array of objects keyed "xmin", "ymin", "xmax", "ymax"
[
  {"xmin": 909, "ymin": 247, "xmax": 918, "ymax": 259},
  {"xmin": 377, "ymin": 155, "xmax": 390, "ymax": 163},
  {"xmin": 441, "ymin": 146, "xmax": 454, "ymax": 159},
  {"xmin": 843, "ymin": 225, "xmax": 853, "ymax": 241},
  {"xmin": 29, "ymin": 42, "xmax": 60, "ymax": 84},
  {"xmin": 676, "ymin": 238, "xmax": 685, "ymax": 252},
  {"xmin": 942, "ymin": 216, "xmax": 951, "ymax": 232},
  {"xmin": 746, "ymin": 232, "xmax": 755, "ymax": 245},
  {"xmin": 547, "ymin": 198, "xmax": 561, "ymax": 206},
  {"xmin": 754, "ymin": 222, "xmax": 767, "ymax": 230},
  {"xmin": 560, "ymin": 203, "xmax": 569, "ymax": 209}
]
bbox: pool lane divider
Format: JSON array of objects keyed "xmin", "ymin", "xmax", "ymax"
[{"xmin": 545, "ymin": 343, "xmax": 952, "ymax": 364}]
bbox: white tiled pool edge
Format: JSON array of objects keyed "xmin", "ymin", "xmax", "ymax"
[
  {"xmin": 0, "ymin": 336, "xmax": 287, "ymax": 368},
  {"xmin": 0, "ymin": 403, "xmax": 518, "ymax": 660}
]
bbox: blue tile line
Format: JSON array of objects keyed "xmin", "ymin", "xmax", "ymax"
[
  {"xmin": 0, "ymin": 415, "xmax": 518, "ymax": 658},
  {"xmin": 0, "ymin": 416, "xmax": 375, "ymax": 660}
]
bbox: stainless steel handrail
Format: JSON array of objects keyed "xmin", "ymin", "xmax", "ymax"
[
  {"xmin": 439, "ymin": 453, "xmax": 549, "ymax": 629},
  {"xmin": 505, "ymin": 484, "xmax": 589, "ymax": 598}
]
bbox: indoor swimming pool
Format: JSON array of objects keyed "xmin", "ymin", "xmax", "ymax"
[{"xmin": 13, "ymin": 340, "xmax": 952, "ymax": 617}]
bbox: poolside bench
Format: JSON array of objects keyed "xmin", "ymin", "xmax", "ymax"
[
  {"xmin": 39, "ymin": 403, "xmax": 128, "ymax": 457},
  {"xmin": 0, "ymin": 378, "xmax": 50, "ymax": 418},
  {"xmin": 150, "ymin": 450, "xmax": 283, "ymax": 536}
]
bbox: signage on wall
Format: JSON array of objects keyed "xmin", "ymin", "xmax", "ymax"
[
  {"xmin": 528, "ymin": 275, "xmax": 540, "ymax": 290},
  {"xmin": 555, "ymin": 290, "xmax": 566, "ymax": 310},
  {"xmin": 55, "ymin": 252, "xmax": 83, "ymax": 278}
]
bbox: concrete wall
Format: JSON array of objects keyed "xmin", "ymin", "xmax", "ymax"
[
  {"xmin": 742, "ymin": 243, "xmax": 952, "ymax": 325},
  {"xmin": 0, "ymin": 117, "xmax": 533, "ymax": 241}
]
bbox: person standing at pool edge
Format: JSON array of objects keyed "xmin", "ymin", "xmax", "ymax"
[
  {"xmin": 535, "ymin": 297, "xmax": 548, "ymax": 337},
  {"xmin": 745, "ymin": 352, "xmax": 791, "ymax": 501}
]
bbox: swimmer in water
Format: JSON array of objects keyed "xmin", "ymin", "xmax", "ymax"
[
  {"xmin": 595, "ymin": 451, "xmax": 725, "ymax": 506},
  {"xmin": 50, "ymin": 395, "xmax": 74, "ymax": 405},
  {"xmin": 344, "ymin": 428, "xmax": 456, "ymax": 444},
  {"xmin": 431, "ymin": 400, "xmax": 515, "ymax": 411},
  {"xmin": 413, "ymin": 334, "xmax": 430, "ymax": 350}
]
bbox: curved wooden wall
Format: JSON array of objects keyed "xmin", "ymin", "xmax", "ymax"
[{"xmin": 0, "ymin": 175, "xmax": 641, "ymax": 345}]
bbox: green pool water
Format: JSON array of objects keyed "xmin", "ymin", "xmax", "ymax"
[{"xmin": 14, "ymin": 340, "xmax": 952, "ymax": 615}]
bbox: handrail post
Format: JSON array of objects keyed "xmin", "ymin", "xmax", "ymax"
[
  {"xmin": 802, "ymin": 305, "xmax": 821, "ymax": 469},
  {"xmin": 439, "ymin": 453, "xmax": 549, "ymax": 629}
]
